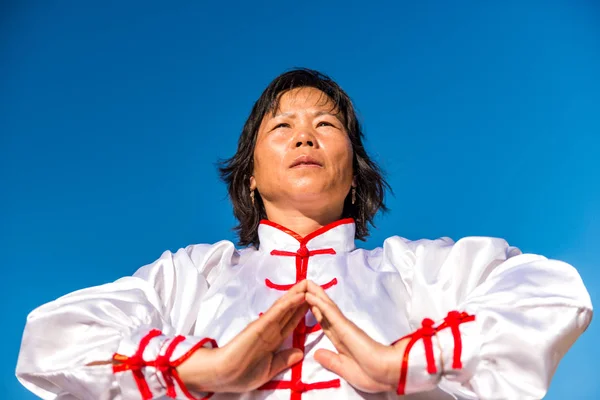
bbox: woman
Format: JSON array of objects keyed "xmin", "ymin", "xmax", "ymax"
[{"xmin": 17, "ymin": 69, "xmax": 592, "ymax": 400}]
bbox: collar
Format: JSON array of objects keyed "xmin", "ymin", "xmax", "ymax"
[{"xmin": 258, "ymin": 218, "xmax": 356, "ymax": 254}]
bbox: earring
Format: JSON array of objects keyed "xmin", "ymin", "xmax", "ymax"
[
  {"xmin": 351, "ymin": 187, "xmax": 356, "ymax": 205},
  {"xmin": 250, "ymin": 190, "xmax": 255, "ymax": 205}
]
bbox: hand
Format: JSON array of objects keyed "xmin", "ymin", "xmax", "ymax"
[
  {"xmin": 178, "ymin": 280, "xmax": 309, "ymax": 393},
  {"xmin": 305, "ymin": 280, "xmax": 409, "ymax": 393}
]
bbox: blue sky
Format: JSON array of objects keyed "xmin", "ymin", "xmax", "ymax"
[{"xmin": 2, "ymin": 1, "xmax": 598, "ymax": 398}]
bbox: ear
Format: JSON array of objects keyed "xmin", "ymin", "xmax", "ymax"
[
  {"xmin": 352, "ymin": 176, "xmax": 357, "ymax": 187},
  {"xmin": 249, "ymin": 175, "xmax": 257, "ymax": 191}
]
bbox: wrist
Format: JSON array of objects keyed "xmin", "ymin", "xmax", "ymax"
[{"xmin": 176, "ymin": 347, "xmax": 223, "ymax": 393}]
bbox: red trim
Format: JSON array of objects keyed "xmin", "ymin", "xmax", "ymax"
[
  {"xmin": 113, "ymin": 332, "xmax": 218, "ymax": 400},
  {"xmin": 260, "ymin": 220, "xmax": 305, "ymax": 242},
  {"xmin": 170, "ymin": 338, "xmax": 218, "ymax": 368},
  {"xmin": 259, "ymin": 218, "xmax": 354, "ymax": 246},
  {"xmin": 394, "ymin": 311, "xmax": 476, "ymax": 395},
  {"xmin": 421, "ymin": 319, "xmax": 437, "ymax": 374},
  {"xmin": 302, "ymin": 218, "xmax": 354, "ymax": 245},
  {"xmin": 112, "ymin": 329, "xmax": 162, "ymax": 400},
  {"xmin": 260, "ymin": 227, "xmax": 347, "ymax": 400},
  {"xmin": 395, "ymin": 319, "xmax": 438, "ymax": 396},
  {"xmin": 435, "ymin": 311, "xmax": 475, "ymax": 369},
  {"xmin": 291, "ymin": 321, "xmax": 305, "ymax": 400},
  {"xmin": 154, "ymin": 335, "xmax": 184, "ymax": 398},
  {"xmin": 173, "ymin": 372, "xmax": 214, "ymax": 400},
  {"xmin": 271, "ymin": 248, "xmax": 337, "ymax": 257},
  {"xmin": 265, "ymin": 279, "xmax": 295, "ymax": 291},
  {"xmin": 259, "ymin": 378, "xmax": 341, "ymax": 392},
  {"xmin": 265, "ymin": 277, "xmax": 337, "ymax": 291},
  {"xmin": 296, "ymin": 323, "xmax": 322, "ymax": 334},
  {"xmin": 320, "ymin": 278, "xmax": 338, "ymax": 290},
  {"xmin": 170, "ymin": 337, "xmax": 218, "ymax": 400}
]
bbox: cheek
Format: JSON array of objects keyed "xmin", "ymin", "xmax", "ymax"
[
  {"xmin": 333, "ymin": 140, "xmax": 354, "ymax": 172},
  {"xmin": 253, "ymin": 138, "xmax": 286, "ymax": 179}
]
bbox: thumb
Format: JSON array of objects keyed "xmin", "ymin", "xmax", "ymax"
[{"xmin": 314, "ymin": 349, "xmax": 343, "ymax": 374}]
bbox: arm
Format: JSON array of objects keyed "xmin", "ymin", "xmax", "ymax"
[
  {"xmin": 305, "ymin": 237, "xmax": 593, "ymax": 399},
  {"xmin": 16, "ymin": 244, "xmax": 223, "ymax": 400},
  {"xmin": 396, "ymin": 237, "xmax": 593, "ymax": 399}
]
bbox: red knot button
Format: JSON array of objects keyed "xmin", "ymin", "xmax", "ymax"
[
  {"xmin": 291, "ymin": 380, "xmax": 306, "ymax": 392},
  {"xmin": 154, "ymin": 356, "xmax": 172, "ymax": 372},
  {"xmin": 420, "ymin": 318, "xmax": 435, "ymax": 335},
  {"xmin": 296, "ymin": 246, "xmax": 309, "ymax": 257},
  {"xmin": 125, "ymin": 355, "xmax": 145, "ymax": 370}
]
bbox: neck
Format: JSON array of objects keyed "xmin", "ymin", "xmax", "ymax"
[{"xmin": 262, "ymin": 201, "xmax": 344, "ymax": 238}]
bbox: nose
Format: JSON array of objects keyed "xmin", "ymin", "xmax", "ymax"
[
  {"xmin": 295, "ymin": 139, "xmax": 314, "ymax": 147},
  {"xmin": 293, "ymin": 129, "xmax": 318, "ymax": 148}
]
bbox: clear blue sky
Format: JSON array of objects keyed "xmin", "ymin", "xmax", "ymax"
[{"xmin": 2, "ymin": 1, "xmax": 598, "ymax": 398}]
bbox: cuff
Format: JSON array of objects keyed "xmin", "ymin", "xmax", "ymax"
[
  {"xmin": 113, "ymin": 328, "xmax": 218, "ymax": 400},
  {"xmin": 395, "ymin": 311, "xmax": 477, "ymax": 395},
  {"xmin": 436, "ymin": 311, "xmax": 480, "ymax": 382},
  {"xmin": 395, "ymin": 319, "xmax": 442, "ymax": 395}
]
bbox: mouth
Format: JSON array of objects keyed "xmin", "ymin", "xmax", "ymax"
[{"xmin": 290, "ymin": 156, "xmax": 323, "ymax": 168}]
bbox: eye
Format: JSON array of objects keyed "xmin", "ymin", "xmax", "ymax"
[
  {"xmin": 317, "ymin": 121, "xmax": 334, "ymax": 127},
  {"xmin": 273, "ymin": 123, "xmax": 290, "ymax": 129}
]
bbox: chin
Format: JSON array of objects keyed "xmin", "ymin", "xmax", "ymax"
[
  {"xmin": 287, "ymin": 180, "xmax": 325, "ymax": 195},
  {"xmin": 289, "ymin": 188, "xmax": 341, "ymax": 206}
]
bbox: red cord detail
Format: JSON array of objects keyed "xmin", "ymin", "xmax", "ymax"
[
  {"xmin": 320, "ymin": 277, "xmax": 338, "ymax": 290},
  {"xmin": 260, "ymin": 218, "xmax": 354, "ymax": 245},
  {"xmin": 421, "ymin": 319, "xmax": 437, "ymax": 374},
  {"xmin": 265, "ymin": 277, "xmax": 337, "ymax": 291},
  {"xmin": 173, "ymin": 372, "xmax": 214, "ymax": 400},
  {"xmin": 259, "ymin": 378, "xmax": 341, "ymax": 392},
  {"xmin": 259, "ymin": 220, "xmax": 348, "ymax": 399},
  {"xmin": 113, "ymin": 333, "xmax": 218, "ymax": 400},
  {"xmin": 152, "ymin": 336, "xmax": 185, "ymax": 398},
  {"xmin": 436, "ymin": 311, "xmax": 476, "ymax": 369},
  {"xmin": 395, "ymin": 318, "xmax": 438, "ymax": 395},
  {"xmin": 270, "ymin": 248, "xmax": 336, "ymax": 258},
  {"xmin": 112, "ymin": 329, "xmax": 162, "ymax": 400},
  {"xmin": 157, "ymin": 337, "xmax": 218, "ymax": 400},
  {"xmin": 295, "ymin": 322, "xmax": 322, "ymax": 334},
  {"xmin": 170, "ymin": 337, "xmax": 218, "ymax": 368}
]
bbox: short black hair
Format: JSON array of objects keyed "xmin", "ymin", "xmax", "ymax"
[{"xmin": 219, "ymin": 68, "xmax": 389, "ymax": 247}]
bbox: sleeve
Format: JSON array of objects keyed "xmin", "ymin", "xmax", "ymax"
[
  {"xmin": 388, "ymin": 236, "xmax": 593, "ymax": 399},
  {"xmin": 16, "ymin": 242, "xmax": 236, "ymax": 400}
]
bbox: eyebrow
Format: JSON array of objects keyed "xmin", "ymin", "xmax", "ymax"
[{"xmin": 272, "ymin": 110, "xmax": 343, "ymax": 121}]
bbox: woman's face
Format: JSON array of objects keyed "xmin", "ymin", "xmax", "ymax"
[{"xmin": 250, "ymin": 87, "xmax": 354, "ymax": 218}]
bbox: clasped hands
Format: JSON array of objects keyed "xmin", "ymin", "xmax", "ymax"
[{"xmin": 178, "ymin": 280, "xmax": 409, "ymax": 394}]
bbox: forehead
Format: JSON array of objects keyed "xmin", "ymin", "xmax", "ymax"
[{"xmin": 272, "ymin": 87, "xmax": 337, "ymax": 114}]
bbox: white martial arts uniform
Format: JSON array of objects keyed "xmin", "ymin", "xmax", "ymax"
[{"xmin": 16, "ymin": 219, "xmax": 592, "ymax": 400}]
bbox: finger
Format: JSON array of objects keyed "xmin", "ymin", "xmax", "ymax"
[
  {"xmin": 267, "ymin": 348, "xmax": 304, "ymax": 380},
  {"xmin": 262, "ymin": 280, "xmax": 307, "ymax": 322},
  {"xmin": 309, "ymin": 304, "xmax": 352, "ymax": 356},
  {"xmin": 305, "ymin": 281, "xmax": 346, "ymax": 332},
  {"xmin": 306, "ymin": 280, "xmax": 337, "ymax": 306},
  {"xmin": 314, "ymin": 350, "xmax": 393, "ymax": 393},
  {"xmin": 306, "ymin": 293, "xmax": 388, "ymax": 370},
  {"xmin": 239, "ymin": 292, "xmax": 304, "ymax": 356},
  {"xmin": 282, "ymin": 279, "xmax": 308, "ymax": 297},
  {"xmin": 305, "ymin": 292, "xmax": 348, "ymax": 332},
  {"xmin": 277, "ymin": 299, "xmax": 306, "ymax": 330},
  {"xmin": 281, "ymin": 303, "xmax": 310, "ymax": 338},
  {"xmin": 261, "ymin": 292, "xmax": 305, "ymax": 326},
  {"xmin": 270, "ymin": 282, "xmax": 309, "ymax": 327},
  {"xmin": 309, "ymin": 301, "xmax": 324, "ymax": 323},
  {"xmin": 290, "ymin": 279, "xmax": 308, "ymax": 293},
  {"xmin": 271, "ymin": 279, "xmax": 309, "ymax": 320}
]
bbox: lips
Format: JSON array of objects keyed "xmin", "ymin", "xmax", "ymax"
[{"xmin": 290, "ymin": 155, "xmax": 323, "ymax": 168}]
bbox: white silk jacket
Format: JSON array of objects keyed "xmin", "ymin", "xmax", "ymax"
[{"xmin": 17, "ymin": 219, "xmax": 592, "ymax": 400}]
